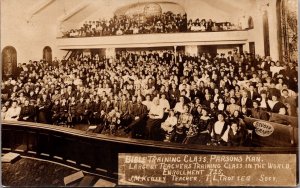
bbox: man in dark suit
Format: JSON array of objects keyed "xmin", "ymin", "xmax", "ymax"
[
  {"xmin": 83, "ymin": 98, "xmax": 93, "ymax": 124},
  {"xmin": 18, "ymin": 99, "xmax": 35, "ymax": 122},
  {"xmin": 239, "ymin": 90, "xmax": 252, "ymax": 108},
  {"xmin": 280, "ymin": 89, "xmax": 297, "ymax": 116},
  {"xmin": 260, "ymin": 56, "xmax": 272, "ymax": 71},
  {"xmin": 247, "ymin": 84, "xmax": 259, "ymax": 100},
  {"xmin": 125, "ymin": 96, "xmax": 148, "ymax": 138},
  {"xmin": 64, "ymin": 85, "xmax": 75, "ymax": 100},
  {"xmin": 227, "ymin": 51, "xmax": 234, "ymax": 63}
]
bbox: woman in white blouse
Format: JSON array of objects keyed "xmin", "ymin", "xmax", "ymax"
[
  {"xmin": 144, "ymin": 97, "xmax": 164, "ymax": 140},
  {"xmin": 4, "ymin": 101, "xmax": 21, "ymax": 121},
  {"xmin": 161, "ymin": 110, "xmax": 178, "ymax": 134},
  {"xmin": 173, "ymin": 96, "xmax": 185, "ymax": 114},
  {"xmin": 210, "ymin": 113, "xmax": 229, "ymax": 145}
]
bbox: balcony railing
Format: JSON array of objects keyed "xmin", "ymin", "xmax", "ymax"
[{"xmin": 57, "ymin": 30, "xmax": 250, "ymax": 49}]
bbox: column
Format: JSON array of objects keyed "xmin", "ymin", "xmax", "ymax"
[
  {"xmin": 105, "ymin": 48, "xmax": 116, "ymax": 59},
  {"xmin": 174, "ymin": 46, "xmax": 177, "ymax": 64},
  {"xmin": 185, "ymin": 45, "xmax": 198, "ymax": 56}
]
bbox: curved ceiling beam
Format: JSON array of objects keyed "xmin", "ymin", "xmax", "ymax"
[
  {"xmin": 57, "ymin": 2, "xmax": 90, "ymax": 23},
  {"xmin": 26, "ymin": 0, "xmax": 55, "ymax": 22}
]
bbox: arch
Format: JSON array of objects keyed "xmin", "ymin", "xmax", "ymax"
[
  {"xmin": 43, "ymin": 46, "xmax": 52, "ymax": 64},
  {"xmin": 2, "ymin": 46, "xmax": 17, "ymax": 80}
]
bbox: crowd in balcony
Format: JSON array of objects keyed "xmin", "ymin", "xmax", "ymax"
[
  {"xmin": 63, "ymin": 12, "xmax": 244, "ymax": 38},
  {"xmin": 187, "ymin": 19, "xmax": 241, "ymax": 32},
  {"xmin": 1, "ymin": 49, "xmax": 298, "ymax": 146}
]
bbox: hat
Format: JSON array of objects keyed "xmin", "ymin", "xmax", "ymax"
[
  {"xmin": 252, "ymin": 100, "xmax": 260, "ymax": 105},
  {"xmin": 282, "ymin": 89, "xmax": 288, "ymax": 93}
]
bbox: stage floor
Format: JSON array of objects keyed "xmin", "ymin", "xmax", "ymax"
[{"xmin": 2, "ymin": 156, "xmax": 100, "ymax": 187}]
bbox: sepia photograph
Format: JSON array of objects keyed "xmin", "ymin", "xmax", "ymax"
[{"xmin": 1, "ymin": 0, "xmax": 298, "ymax": 187}]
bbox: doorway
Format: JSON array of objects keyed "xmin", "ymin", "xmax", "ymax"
[
  {"xmin": 43, "ymin": 46, "xmax": 52, "ymax": 65},
  {"xmin": 2, "ymin": 46, "xmax": 17, "ymax": 80}
]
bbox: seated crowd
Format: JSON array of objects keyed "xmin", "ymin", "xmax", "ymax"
[
  {"xmin": 63, "ymin": 12, "xmax": 242, "ymax": 38},
  {"xmin": 65, "ymin": 12, "xmax": 187, "ymax": 37},
  {"xmin": 1, "ymin": 49, "xmax": 298, "ymax": 147},
  {"xmin": 187, "ymin": 19, "xmax": 239, "ymax": 32}
]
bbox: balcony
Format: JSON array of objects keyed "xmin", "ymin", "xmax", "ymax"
[{"xmin": 57, "ymin": 30, "xmax": 250, "ymax": 49}]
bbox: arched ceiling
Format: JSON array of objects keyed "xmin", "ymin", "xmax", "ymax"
[{"xmin": 114, "ymin": 1, "xmax": 186, "ymax": 16}]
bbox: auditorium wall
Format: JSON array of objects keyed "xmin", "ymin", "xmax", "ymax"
[
  {"xmin": 1, "ymin": 0, "xmax": 71, "ymax": 64},
  {"xmin": 1, "ymin": 0, "xmax": 281, "ymax": 64}
]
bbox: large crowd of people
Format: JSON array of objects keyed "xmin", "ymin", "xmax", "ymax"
[
  {"xmin": 63, "ymin": 12, "xmax": 241, "ymax": 38},
  {"xmin": 187, "ymin": 19, "xmax": 240, "ymax": 32},
  {"xmin": 1, "ymin": 49, "xmax": 298, "ymax": 147}
]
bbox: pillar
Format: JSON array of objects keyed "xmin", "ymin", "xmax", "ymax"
[
  {"xmin": 105, "ymin": 48, "xmax": 116, "ymax": 59},
  {"xmin": 185, "ymin": 45, "xmax": 198, "ymax": 56}
]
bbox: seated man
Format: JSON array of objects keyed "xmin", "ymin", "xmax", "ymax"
[
  {"xmin": 125, "ymin": 96, "xmax": 148, "ymax": 138},
  {"xmin": 227, "ymin": 121, "xmax": 245, "ymax": 146},
  {"xmin": 51, "ymin": 99, "xmax": 60, "ymax": 125},
  {"xmin": 58, "ymin": 98, "xmax": 69, "ymax": 125},
  {"xmin": 19, "ymin": 98, "xmax": 35, "ymax": 122},
  {"xmin": 144, "ymin": 97, "xmax": 164, "ymax": 140},
  {"xmin": 4, "ymin": 100, "xmax": 21, "ymax": 121},
  {"xmin": 82, "ymin": 98, "xmax": 93, "ymax": 124}
]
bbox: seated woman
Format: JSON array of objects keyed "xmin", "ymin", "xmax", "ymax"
[
  {"xmin": 196, "ymin": 108, "xmax": 212, "ymax": 145},
  {"xmin": 209, "ymin": 113, "xmax": 229, "ymax": 146},
  {"xmin": 161, "ymin": 110, "xmax": 178, "ymax": 142},
  {"xmin": 170, "ymin": 105, "xmax": 193, "ymax": 143},
  {"xmin": 227, "ymin": 121, "xmax": 245, "ymax": 146},
  {"xmin": 173, "ymin": 95, "xmax": 185, "ymax": 114},
  {"xmin": 226, "ymin": 97, "xmax": 241, "ymax": 116},
  {"xmin": 4, "ymin": 100, "xmax": 21, "ymax": 121},
  {"xmin": 217, "ymin": 97, "xmax": 226, "ymax": 112},
  {"xmin": 144, "ymin": 97, "xmax": 164, "ymax": 141}
]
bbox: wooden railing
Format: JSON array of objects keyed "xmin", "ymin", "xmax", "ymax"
[{"xmin": 2, "ymin": 120, "xmax": 297, "ymax": 180}]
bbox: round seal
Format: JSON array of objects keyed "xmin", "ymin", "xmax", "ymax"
[{"xmin": 253, "ymin": 121, "xmax": 274, "ymax": 137}]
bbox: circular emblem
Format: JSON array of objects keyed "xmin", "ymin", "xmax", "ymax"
[{"xmin": 253, "ymin": 121, "xmax": 274, "ymax": 137}]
